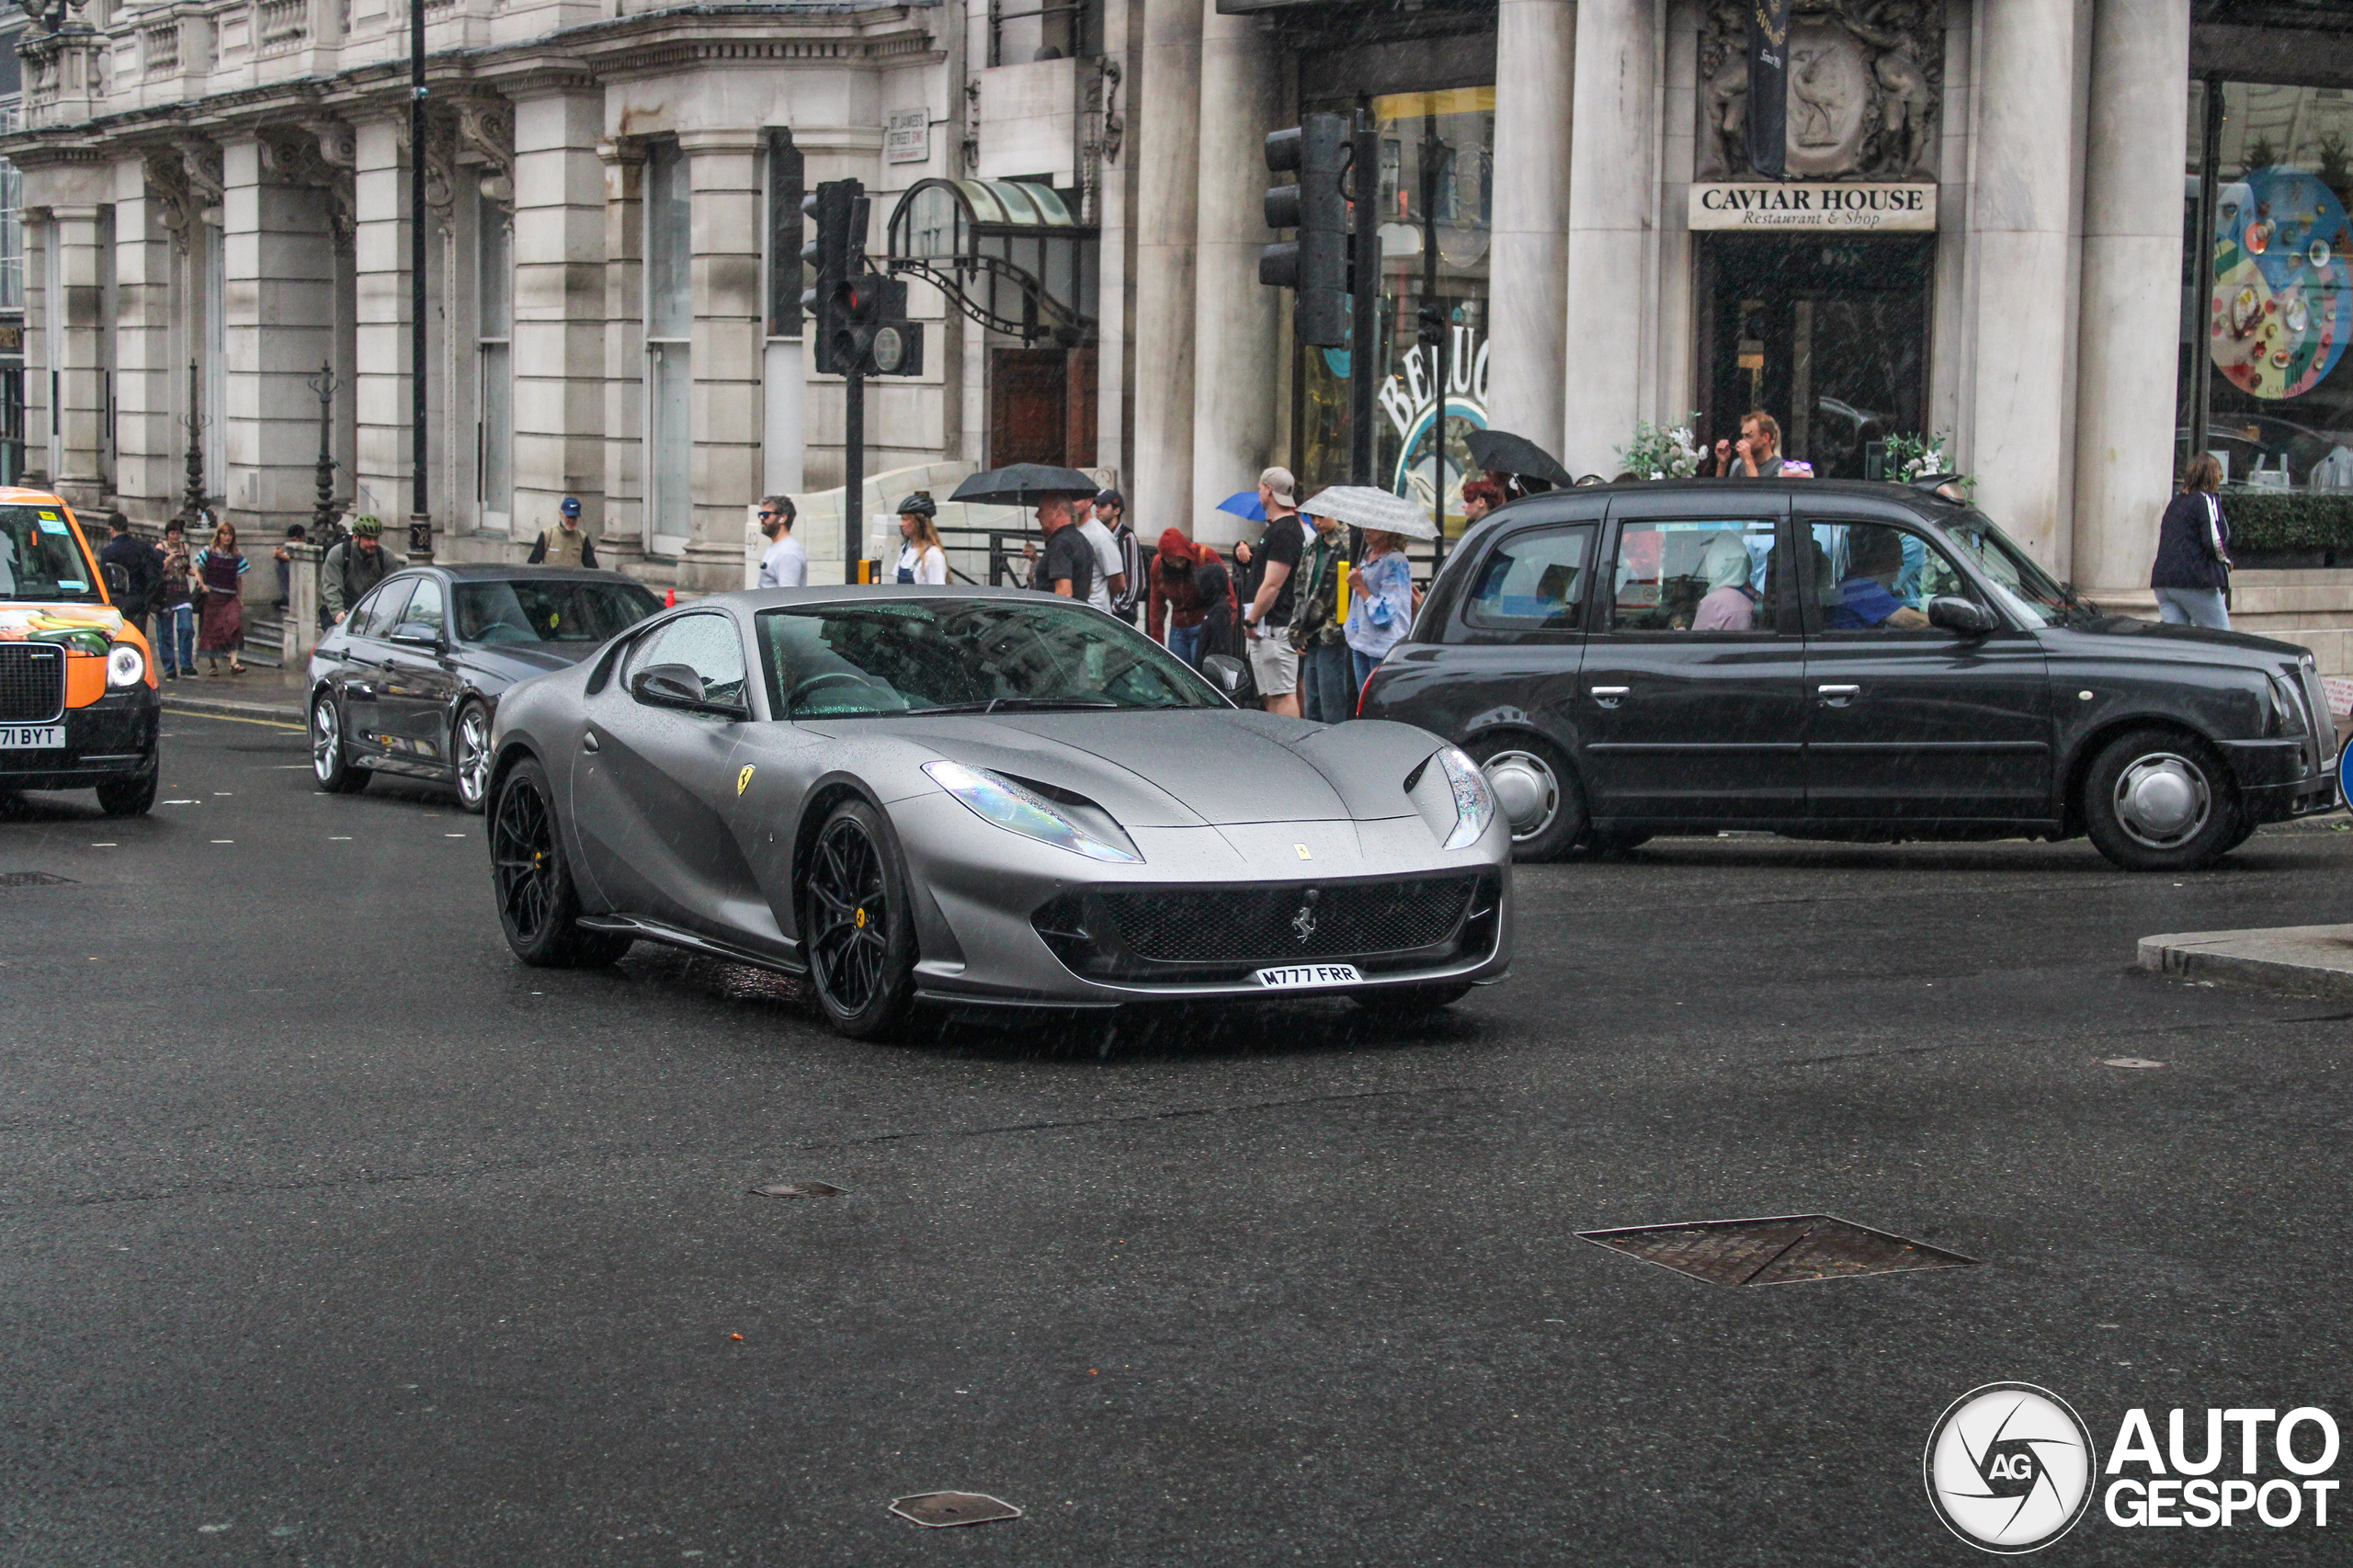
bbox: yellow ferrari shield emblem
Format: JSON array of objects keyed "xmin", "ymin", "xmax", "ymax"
[
  {"xmin": 736, "ymin": 765, "xmax": 755, "ymax": 796},
  {"xmin": 1295, "ymin": 844, "xmax": 1312, "ymax": 859}
]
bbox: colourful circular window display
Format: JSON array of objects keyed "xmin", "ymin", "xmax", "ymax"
[{"xmin": 2211, "ymin": 166, "xmax": 2353, "ymax": 401}]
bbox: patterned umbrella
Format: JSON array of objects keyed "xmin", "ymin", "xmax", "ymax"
[{"xmin": 1299, "ymin": 486, "xmax": 1438, "ymax": 540}]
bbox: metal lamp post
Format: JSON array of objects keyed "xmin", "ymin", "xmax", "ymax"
[{"xmin": 407, "ymin": 0, "xmax": 431, "ymax": 562}]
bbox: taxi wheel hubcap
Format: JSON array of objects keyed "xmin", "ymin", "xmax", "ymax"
[
  {"xmin": 1483, "ymin": 750, "xmax": 1560, "ymax": 840},
  {"xmin": 2115, "ymin": 752, "xmax": 2211, "ymax": 849},
  {"xmin": 809, "ymin": 819, "xmax": 888, "ymax": 1014},
  {"xmin": 493, "ymin": 778, "xmax": 557, "ymax": 939}
]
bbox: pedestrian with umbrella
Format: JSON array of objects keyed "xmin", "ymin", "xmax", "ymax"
[
  {"xmin": 1303, "ymin": 486, "xmax": 1438, "ymax": 700},
  {"xmin": 1464, "ymin": 428, "xmax": 1575, "ymax": 497}
]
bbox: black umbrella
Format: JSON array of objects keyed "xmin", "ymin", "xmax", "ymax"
[
  {"xmin": 948, "ymin": 463, "xmax": 1100, "ymax": 506},
  {"xmin": 1463, "ymin": 429, "xmax": 1575, "ymax": 490}
]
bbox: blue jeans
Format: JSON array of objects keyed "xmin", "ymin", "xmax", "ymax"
[
  {"xmin": 2154, "ymin": 586, "xmax": 2230, "ymax": 630},
  {"xmin": 1299, "ymin": 638, "xmax": 1356, "ymax": 723},
  {"xmin": 154, "ymin": 603, "xmax": 195, "ymax": 676},
  {"xmin": 1351, "ymin": 648, "xmax": 1382, "ymax": 688},
  {"xmin": 1167, "ymin": 622, "xmax": 1205, "ymax": 668}
]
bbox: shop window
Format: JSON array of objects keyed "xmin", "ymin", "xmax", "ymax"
[
  {"xmin": 1295, "ymin": 86, "xmax": 1494, "ymax": 537},
  {"xmin": 644, "ymin": 140, "xmax": 692, "ymax": 555},
  {"xmin": 2181, "ymin": 81, "xmax": 2353, "ymax": 495}
]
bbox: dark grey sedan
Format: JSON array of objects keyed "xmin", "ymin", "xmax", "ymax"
[{"xmin": 306, "ymin": 564, "xmax": 660, "ymax": 810}]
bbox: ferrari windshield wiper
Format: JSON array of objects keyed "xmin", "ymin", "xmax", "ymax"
[{"xmin": 904, "ymin": 697, "xmax": 1121, "ymax": 715}]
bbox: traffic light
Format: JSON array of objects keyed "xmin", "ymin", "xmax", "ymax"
[
  {"xmin": 828, "ymin": 271, "xmax": 926, "ymax": 378},
  {"xmin": 801, "ymin": 179, "xmax": 867, "ymax": 375},
  {"xmin": 1258, "ymin": 111, "xmax": 1351, "ymax": 347}
]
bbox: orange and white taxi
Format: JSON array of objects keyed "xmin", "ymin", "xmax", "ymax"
[{"xmin": 0, "ymin": 488, "xmax": 162, "ymax": 815}]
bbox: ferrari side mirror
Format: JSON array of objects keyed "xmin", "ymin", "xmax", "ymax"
[
  {"xmin": 1199, "ymin": 653, "xmax": 1246, "ymax": 695},
  {"xmin": 631, "ymin": 663, "xmax": 712, "ymax": 710}
]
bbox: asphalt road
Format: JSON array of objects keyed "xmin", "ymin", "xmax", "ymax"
[{"xmin": 2, "ymin": 710, "xmax": 2349, "ymax": 1565}]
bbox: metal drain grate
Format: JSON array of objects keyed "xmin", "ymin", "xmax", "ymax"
[
  {"xmin": 890, "ymin": 1492, "xmax": 1022, "ymax": 1528},
  {"xmin": 1576, "ymin": 1213, "xmax": 1977, "ymax": 1287},
  {"xmin": 0, "ymin": 871, "xmax": 74, "ymax": 888}
]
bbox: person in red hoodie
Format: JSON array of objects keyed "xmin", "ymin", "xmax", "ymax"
[{"xmin": 1146, "ymin": 528, "xmax": 1235, "ymax": 669}]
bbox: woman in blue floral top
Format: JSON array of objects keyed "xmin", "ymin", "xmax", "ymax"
[{"xmin": 1343, "ymin": 529, "xmax": 1416, "ymax": 687}]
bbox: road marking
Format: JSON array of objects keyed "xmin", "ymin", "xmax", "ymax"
[
  {"xmin": 162, "ymin": 799, "xmax": 198, "ymax": 805},
  {"xmin": 166, "ymin": 710, "xmax": 306, "ymax": 732},
  {"xmin": 329, "ymin": 835, "xmax": 353, "ymax": 841},
  {"xmin": 444, "ymin": 833, "xmax": 466, "ymax": 838},
  {"xmin": 210, "ymin": 839, "xmax": 234, "ymax": 845},
  {"xmin": 212, "ymin": 791, "xmax": 233, "ymax": 796}
]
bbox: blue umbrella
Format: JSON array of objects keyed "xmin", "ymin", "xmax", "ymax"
[{"xmin": 1214, "ymin": 490, "xmax": 1267, "ymax": 523}]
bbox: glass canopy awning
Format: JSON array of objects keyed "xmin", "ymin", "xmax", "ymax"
[{"xmin": 886, "ymin": 178, "xmax": 1098, "ymax": 347}]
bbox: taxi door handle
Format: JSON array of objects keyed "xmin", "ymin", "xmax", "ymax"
[
  {"xmin": 1817, "ymin": 684, "xmax": 1861, "ymax": 707},
  {"xmin": 1591, "ymin": 685, "xmax": 1629, "ymax": 708}
]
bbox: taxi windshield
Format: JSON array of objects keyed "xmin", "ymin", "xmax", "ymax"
[
  {"xmin": 1938, "ymin": 511, "xmax": 2086, "ymax": 628},
  {"xmin": 0, "ymin": 506, "xmax": 97, "ymax": 602}
]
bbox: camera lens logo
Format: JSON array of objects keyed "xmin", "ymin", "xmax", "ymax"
[{"xmin": 1924, "ymin": 1383, "xmax": 2097, "ymax": 1553}]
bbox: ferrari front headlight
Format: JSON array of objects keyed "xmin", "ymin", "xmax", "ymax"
[
  {"xmin": 106, "ymin": 643, "xmax": 146, "ymax": 688},
  {"xmin": 1437, "ymin": 746, "xmax": 1495, "ymax": 849},
  {"xmin": 922, "ymin": 759, "xmax": 1142, "ymax": 864}
]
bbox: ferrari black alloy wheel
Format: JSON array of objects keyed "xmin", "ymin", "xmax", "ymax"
[
  {"xmin": 801, "ymin": 799, "xmax": 916, "ymax": 1040},
  {"xmin": 490, "ymin": 757, "xmax": 630, "ymax": 967}
]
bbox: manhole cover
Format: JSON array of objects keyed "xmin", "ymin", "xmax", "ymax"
[
  {"xmin": 750, "ymin": 1180, "xmax": 846, "ymax": 1199},
  {"xmin": 890, "ymin": 1492, "xmax": 1022, "ymax": 1528},
  {"xmin": 0, "ymin": 871, "xmax": 74, "ymax": 888},
  {"xmin": 1576, "ymin": 1213, "xmax": 1977, "ymax": 1287}
]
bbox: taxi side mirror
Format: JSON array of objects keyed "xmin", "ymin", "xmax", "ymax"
[{"xmin": 1927, "ymin": 596, "xmax": 1998, "ymax": 637}]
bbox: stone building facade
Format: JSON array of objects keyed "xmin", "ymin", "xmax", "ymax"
[{"xmin": 6, "ymin": 0, "xmax": 2353, "ymax": 655}]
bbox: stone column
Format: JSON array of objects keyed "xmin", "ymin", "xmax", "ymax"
[
  {"xmin": 1559, "ymin": 0, "xmax": 1657, "ymax": 476},
  {"xmin": 1487, "ymin": 0, "xmax": 1576, "ymax": 450},
  {"xmin": 110, "ymin": 155, "xmax": 177, "ymax": 518},
  {"xmin": 222, "ymin": 136, "xmax": 338, "ymax": 540},
  {"xmin": 352, "ymin": 118, "xmax": 413, "ymax": 524},
  {"xmin": 680, "ymin": 130, "xmax": 764, "ymax": 593},
  {"xmin": 597, "ymin": 137, "xmax": 646, "ymax": 572},
  {"xmin": 1131, "ymin": 0, "xmax": 1202, "ymax": 535},
  {"xmin": 1188, "ymin": 0, "xmax": 1284, "ymax": 549},
  {"xmin": 510, "ymin": 90, "xmax": 607, "ymax": 551},
  {"xmin": 2071, "ymin": 0, "xmax": 2188, "ymax": 604},
  {"xmin": 1964, "ymin": 0, "xmax": 2086, "ymax": 572},
  {"xmin": 49, "ymin": 204, "xmax": 108, "ymax": 507}
]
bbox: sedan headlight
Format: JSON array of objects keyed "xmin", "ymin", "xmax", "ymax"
[
  {"xmin": 922, "ymin": 759, "xmax": 1142, "ymax": 863},
  {"xmin": 1436, "ymin": 746, "xmax": 1495, "ymax": 848},
  {"xmin": 106, "ymin": 643, "xmax": 145, "ymax": 688}
]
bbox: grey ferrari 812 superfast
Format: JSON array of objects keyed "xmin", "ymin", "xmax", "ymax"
[{"xmin": 483, "ymin": 587, "xmax": 1512, "ymax": 1038}]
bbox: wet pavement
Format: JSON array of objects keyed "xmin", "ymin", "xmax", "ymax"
[{"xmin": 2, "ymin": 710, "xmax": 2348, "ymax": 1564}]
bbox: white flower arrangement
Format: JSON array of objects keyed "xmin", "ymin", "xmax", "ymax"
[{"xmin": 1617, "ymin": 414, "xmax": 1706, "ymax": 481}]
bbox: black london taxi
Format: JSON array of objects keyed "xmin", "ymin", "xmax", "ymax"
[
  {"xmin": 0, "ymin": 488, "xmax": 162, "ymax": 816},
  {"xmin": 1358, "ymin": 479, "xmax": 2336, "ymax": 872}
]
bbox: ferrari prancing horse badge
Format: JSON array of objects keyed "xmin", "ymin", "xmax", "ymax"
[{"xmin": 737, "ymin": 765, "xmax": 755, "ymax": 796}]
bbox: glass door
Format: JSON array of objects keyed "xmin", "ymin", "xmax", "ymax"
[{"xmin": 643, "ymin": 141, "xmax": 692, "ymax": 557}]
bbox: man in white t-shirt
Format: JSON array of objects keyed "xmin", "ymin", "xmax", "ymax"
[
  {"xmin": 756, "ymin": 494, "xmax": 807, "ymax": 587},
  {"xmin": 1073, "ymin": 494, "xmax": 1128, "ymax": 615}
]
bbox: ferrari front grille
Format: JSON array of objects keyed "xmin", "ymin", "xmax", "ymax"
[
  {"xmin": 1096, "ymin": 876, "xmax": 1480, "ymax": 961},
  {"xmin": 0, "ymin": 645, "xmax": 65, "ymax": 723}
]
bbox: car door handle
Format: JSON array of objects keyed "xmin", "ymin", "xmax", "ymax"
[
  {"xmin": 1591, "ymin": 686, "xmax": 1629, "ymax": 708},
  {"xmin": 1817, "ymin": 684, "xmax": 1861, "ymax": 707},
  {"xmin": 582, "ymin": 732, "xmax": 600, "ymax": 753}
]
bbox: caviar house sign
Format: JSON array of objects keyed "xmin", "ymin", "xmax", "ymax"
[{"xmin": 1689, "ymin": 182, "xmax": 1937, "ymax": 231}]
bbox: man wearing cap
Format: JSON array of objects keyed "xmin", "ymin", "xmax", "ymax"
[
  {"xmin": 1097, "ymin": 490, "xmax": 1142, "ymax": 623},
  {"xmin": 321, "ymin": 516, "xmax": 401, "ymax": 625},
  {"xmin": 1239, "ymin": 466, "xmax": 1306, "ymax": 716},
  {"xmin": 756, "ymin": 494, "xmax": 807, "ymax": 587},
  {"xmin": 528, "ymin": 496, "xmax": 599, "ymax": 568}
]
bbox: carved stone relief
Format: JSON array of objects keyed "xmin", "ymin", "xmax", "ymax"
[
  {"xmin": 144, "ymin": 147, "xmax": 192, "ymax": 251},
  {"xmin": 1698, "ymin": 0, "xmax": 1941, "ymax": 182},
  {"xmin": 258, "ymin": 122, "xmax": 356, "ymax": 249},
  {"xmin": 181, "ymin": 142, "xmax": 225, "ymax": 223},
  {"xmin": 452, "ymin": 97, "xmax": 517, "ymax": 216}
]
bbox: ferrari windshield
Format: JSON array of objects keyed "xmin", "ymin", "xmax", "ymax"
[
  {"xmin": 0, "ymin": 505, "xmax": 98, "ymax": 602},
  {"xmin": 758, "ymin": 599, "xmax": 1224, "ymax": 718},
  {"xmin": 453, "ymin": 578, "xmax": 660, "ymax": 645},
  {"xmin": 1938, "ymin": 511, "xmax": 2086, "ymax": 628}
]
